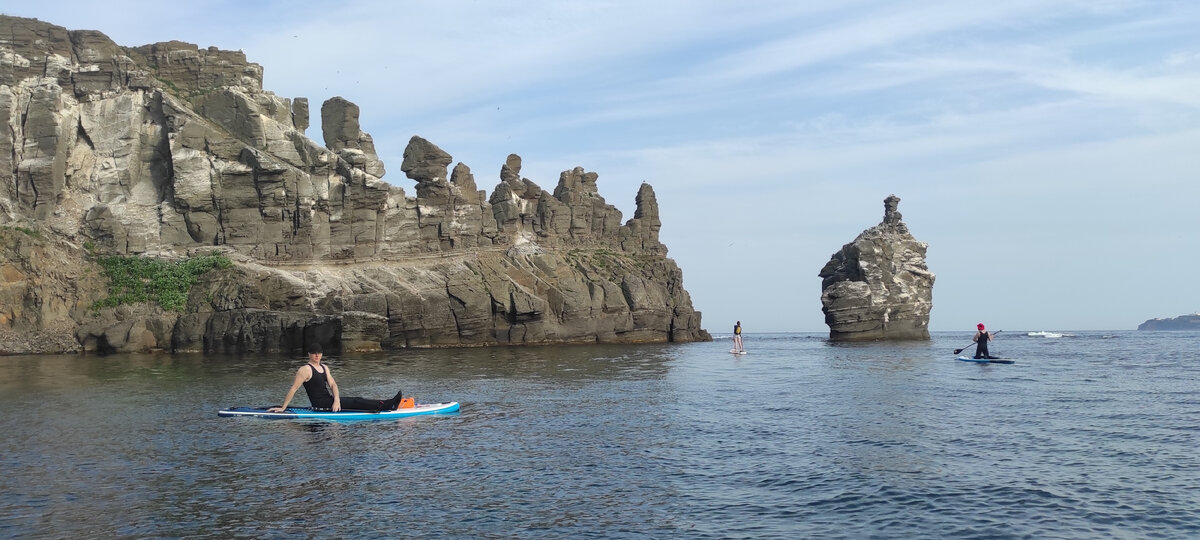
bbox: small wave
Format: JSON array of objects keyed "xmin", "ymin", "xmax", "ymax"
[{"xmin": 1027, "ymin": 331, "xmax": 1077, "ymax": 338}]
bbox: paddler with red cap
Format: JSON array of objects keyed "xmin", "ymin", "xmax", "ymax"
[{"xmin": 972, "ymin": 323, "xmax": 997, "ymax": 359}]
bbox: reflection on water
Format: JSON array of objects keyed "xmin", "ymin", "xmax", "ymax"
[{"xmin": 1, "ymin": 333, "xmax": 1198, "ymax": 538}]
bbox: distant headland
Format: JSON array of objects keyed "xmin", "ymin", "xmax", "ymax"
[{"xmin": 1137, "ymin": 314, "xmax": 1200, "ymax": 331}]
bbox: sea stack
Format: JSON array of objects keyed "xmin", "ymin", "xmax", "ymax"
[{"xmin": 818, "ymin": 195, "xmax": 934, "ymax": 341}]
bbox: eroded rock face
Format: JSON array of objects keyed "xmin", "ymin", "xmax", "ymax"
[
  {"xmin": 0, "ymin": 15, "xmax": 710, "ymax": 353},
  {"xmin": 322, "ymin": 96, "xmax": 385, "ymax": 178},
  {"xmin": 819, "ymin": 195, "xmax": 934, "ymax": 341}
]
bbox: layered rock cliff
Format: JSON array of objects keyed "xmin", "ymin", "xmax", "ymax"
[
  {"xmin": 0, "ymin": 15, "xmax": 710, "ymax": 354},
  {"xmin": 819, "ymin": 195, "xmax": 934, "ymax": 341}
]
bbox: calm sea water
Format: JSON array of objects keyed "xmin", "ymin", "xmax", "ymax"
[{"xmin": 1, "ymin": 331, "xmax": 1197, "ymax": 538}]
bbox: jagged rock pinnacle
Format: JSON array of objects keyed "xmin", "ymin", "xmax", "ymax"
[{"xmin": 818, "ymin": 195, "xmax": 934, "ymax": 341}]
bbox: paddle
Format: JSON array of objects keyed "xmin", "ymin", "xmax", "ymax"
[{"xmin": 953, "ymin": 330, "xmax": 1001, "ymax": 355}]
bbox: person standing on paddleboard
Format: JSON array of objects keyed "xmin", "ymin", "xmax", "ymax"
[
  {"xmin": 733, "ymin": 321, "xmax": 745, "ymax": 353},
  {"xmin": 973, "ymin": 323, "xmax": 997, "ymax": 359},
  {"xmin": 268, "ymin": 343, "xmax": 405, "ymax": 412}
]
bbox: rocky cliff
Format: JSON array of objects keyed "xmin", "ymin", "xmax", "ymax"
[
  {"xmin": 818, "ymin": 195, "xmax": 934, "ymax": 341},
  {"xmin": 0, "ymin": 15, "xmax": 710, "ymax": 354}
]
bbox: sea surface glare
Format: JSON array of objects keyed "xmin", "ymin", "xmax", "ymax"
[{"xmin": 1, "ymin": 331, "xmax": 1197, "ymax": 538}]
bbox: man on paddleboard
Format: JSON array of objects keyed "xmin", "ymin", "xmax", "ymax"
[
  {"xmin": 267, "ymin": 343, "xmax": 405, "ymax": 412},
  {"xmin": 733, "ymin": 321, "xmax": 745, "ymax": 353},
  {"xmin": 973, "ymin": 323, "xmax": 997, "ymax": 359}
]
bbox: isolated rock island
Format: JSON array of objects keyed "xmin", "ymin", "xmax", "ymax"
[
  {"xmin": 819, "ymin": 195, "xmax": 934, "ymax": 341},
  {"xmin": 0, "ymin": 15, "xmax": 710, "ymax": 354},
  {"xmin": 1137, "ymin": 314, "xmax": 1200, "ymax": 331}
]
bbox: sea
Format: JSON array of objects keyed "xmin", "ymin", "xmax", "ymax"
[{"xmin": 1, "ymin": 331, "xmax": 1197, "ymax": 539}]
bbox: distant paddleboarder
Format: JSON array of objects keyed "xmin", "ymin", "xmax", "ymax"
[
  {"xmin": 732, "ymin": 321, "xmax": 746, "ymax": 354},
  {"xmin": 973, "ymin": 323, "xmax": 997, "ymax": 359}
]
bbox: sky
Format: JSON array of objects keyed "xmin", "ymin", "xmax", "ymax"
[{"xmin": 6, "ymin": 0, "xmax": 1199, "ymax": 332}]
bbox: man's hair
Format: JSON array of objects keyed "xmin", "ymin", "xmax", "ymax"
[{"xmin": 307, "ymin": 342, "xmax": 323, "ymax": 355}]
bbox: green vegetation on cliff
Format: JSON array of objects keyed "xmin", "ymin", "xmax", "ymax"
[
  {"xmin": 93, "ymin": 253, "xmax": 233, "ymax": 312},
  {"xmin": 0, "ymin": 225, "xmax": 43, "ymax": 240}
]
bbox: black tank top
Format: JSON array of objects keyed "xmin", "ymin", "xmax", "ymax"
[{"xmin": 302, "ymin": 364, "xmax": 335, "ymax": 409}]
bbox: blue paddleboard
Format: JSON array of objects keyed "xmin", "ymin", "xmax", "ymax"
[
  {"xmin": 218, "ymin": 401, "xmax": 460, "ymax": 420},
  {"xmin": 957, "ymin": 356, "xmax": 1014, "ymax": 365}
]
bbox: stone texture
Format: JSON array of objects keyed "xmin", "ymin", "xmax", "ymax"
[
  {"xmin": 0, "ymin": 226, "xmax": 107, "ymax": 354},
  {"xmin": 322, "ymin": 96, "xmax": 385, "ymax": 178},
  {"xmin": 292, "ymin": 97, "xmax": 309, "ymax": 132},
  {"xmin": 0, "ymin": 15, "xmax": 710, "ymax": 354},
  {"xmin": 819, "ymin": 195, "xmax": 934, "ymax": 341}
]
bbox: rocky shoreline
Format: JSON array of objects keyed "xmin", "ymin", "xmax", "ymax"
[{"xmin": 0, "ymin": 15, "xmax": 710, "ymax": 354}]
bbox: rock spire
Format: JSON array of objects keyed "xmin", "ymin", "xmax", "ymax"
[{"xmin": 818, "ymin": 195, "xmax": 934, "ymax": 341}]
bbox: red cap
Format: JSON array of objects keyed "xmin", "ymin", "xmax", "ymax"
[{"xmin": 977, "ymin": 323, "xmax": 985, "ymax": 330}]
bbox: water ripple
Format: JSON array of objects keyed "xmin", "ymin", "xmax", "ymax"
[{"xmin": 0, "ymin": 333, "xmax": 1198, "ymax": 537}]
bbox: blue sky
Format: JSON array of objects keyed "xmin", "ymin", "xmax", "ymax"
[{"xmin": 8, "ymin": 1, "xmax": 1199, "ymax": 331}]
